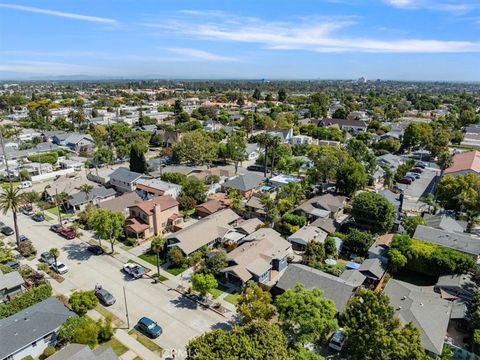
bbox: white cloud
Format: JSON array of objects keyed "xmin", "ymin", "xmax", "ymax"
[
  {"xmin": 0, "ymin": 61, "xmax": 107, "ymax": 75},
  {"xmin": 148, "ymin": 14, "xmax": 480, "ymax": 53},
  {"xmin": 383, "ymin": 0, "xmax": 477, "ymax": 13},
  {"xmin": 0, "ymin": 4, "xmax": 117, "ymax": 24},
  {"xmin": 164, "ymin": 47, "xmax": 236, "ymax": 61}
]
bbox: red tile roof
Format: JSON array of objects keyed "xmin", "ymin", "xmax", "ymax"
[
  {"xmin": 125, "ymin": 218, "xmax": 149, "ymax": 233},
  {"xmin": 444, "ymin": 151, "xmax": 480, "ymax": 175},
  {"xmin": 129, "ymin": 195, "xmax": 179, "ymax": 215}
]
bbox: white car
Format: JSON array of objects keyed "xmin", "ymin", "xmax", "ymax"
[
  {"xmin": 123, "ymin": 263, "xmax": 145, "ymax": 279},
  {"xmin": 51, "ymin": 262, "xmax": 69, "ymax": 274},
  {"xmin": 18, "ymin": 181, "xmax": 32, "ymax": 189},
  {"xmin": 329, "ymin": 328, "xmax": 346, "ymax": 352}
]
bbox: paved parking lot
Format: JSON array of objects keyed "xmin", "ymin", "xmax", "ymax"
[
  {"xmin": 2, "ymin": 212, "xmax": 232, "ymax": 357},
  {"xmin": 401, "ymin": 167, "xmax": 440, "ymax": 212}
]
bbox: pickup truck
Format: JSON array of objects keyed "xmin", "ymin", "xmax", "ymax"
[{"xmin": 123, "ymin": 263, "xmax": 145, "ymax": 279}]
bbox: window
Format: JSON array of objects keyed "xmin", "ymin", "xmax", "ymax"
[{"xmin": 32, "ymin": 341, "xmax": 37, "ymax": 347}]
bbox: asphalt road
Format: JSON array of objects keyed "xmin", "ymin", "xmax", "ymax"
[{"xmin": 2, "ymin": 211, "xmax": 231, "ymax": 356}]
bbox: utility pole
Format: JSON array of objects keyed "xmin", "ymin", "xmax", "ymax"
[
  {"xmin": 123, "ymin": 285, "xmax": 130, "ymax": 329},
  {"xmin": 55, "ymin": 188, "xmax": 63, "ymax": 225}
]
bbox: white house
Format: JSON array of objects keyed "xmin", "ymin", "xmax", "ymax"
[{"xmin": 290, "ymin": 134, "xmax": 315, "ymax": 145}]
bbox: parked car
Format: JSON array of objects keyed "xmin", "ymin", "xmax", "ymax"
[
  {"xmin": 398, "ymin": 178, "xmax": 412, "ymax": 185},
  {"xmin": 50, "ymin": 224, "xmax": 62, "ymax": 233},
  {"xmin": 59, "ymin": 228, "xmax": 78, "ymax": 239},
  {"xmin": 7, "ymin": 260, "xmax": 20, "ymax": 270},
  {"xmin": 411, "ymin": 167, "xmax": 424, "ymax": 174},
  {"xmin": 1, "ymin": 226, "xmax": 14, "ymax": 236},
  {"xmin": 32, "ymin": 213, "xmax": 45, "ymax": 222},
  {"xmin": 404, "ymin": 175, "xmax": 416, "ymax": 182},
  {"xmin": 51, "ymin": 262, "xmax": 69, "ymax": 274},
  {"xmin": 329, "ymin": 328, "xmax": 346, "ymax": 352},
  {"xmin": 123, "ymin": 263, "xmax": 145, "ymax": 279},
  {"xmin": 415, "ymin": 162, "xmax": 427, "ymax": 169},
  {"xmin": 19, "ymin": 235, "xmax": 29, "ymax": 242},
  {"xmin": 87, "ymin": 245, "xmax": 104, "ymax": 255},
  {"xmin": 137, "ymin": 317, "xmax": 162, "ymax": 338},
  {"xmin": 95, "ymin": 288, "xmax": 116, "ymax": 306},
  {"xmin": 21, "ymin": 205, "xmax": 34, "ymax": 215},
  {"xmin": 40, "ymin": 251, "xmax": 55, "ymax": 266},
  {"xmin": 246, "ymin": 164, "xmax": 266, "ymax": 172},
  {"xmin": 407, "ymin": 172, "xmax": 420, "ymax": 179},
  {"xmin": 18, "ymin": 181, "xmax": 32, "ymax": 189}
]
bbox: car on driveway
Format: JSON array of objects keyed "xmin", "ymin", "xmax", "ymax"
[
  {"xmin": 59, "ymin": 228, "xmax": 78, "ymax": 239},
  {"xmin": 32, "ymin": 213, "xmax": 45, "ymax": 222},
  {"xmin": 123, "ymin": 263, "xmax": 145, "ymax": 279},
  {"xmin": 51, "ymin": 262, "xmax": 69, "ymax": 274},
  {"xmin": 40, "ymin": 251, "xmax": 55, "ymax": 266},
  {"xmin": 95, "ymin": 288, "xmax": 116, "ymax": 306},
  {"xmin": 137, "ymin": 317, "xmax": 162, "ymax": 338},
  {"xmin": 50, "ymin": 224, "xmax": 62, "ymax": 233},
  {"xmin": 1, "ymin": 226, "xmax": 14, "ymax": 236},
  {"xmin": 87, "ymin": 245, "xmax": 104, "ymax": 255}
]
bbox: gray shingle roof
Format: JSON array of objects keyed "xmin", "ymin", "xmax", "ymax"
[
  {"xmin": 359, "ymin": 258, "xmax": 387, "ymax": 280},
  {"xmin": 110, "ymin": 167, "xmax": 145, "ymax": 184},
  {"xmin": 49, "ymin": 344, "xmax": 118, "ymax": 360},
  {"xmin": 275, "ymin": 264, "xmax": 363, "ymax": 311},
  {"xmin": 0, "ymin": 297, "xmax": 76, "ymax": 359},
  {"xmin": 68, "ymin": 186, "xmax": 116, "ymax": 207},
  {"xmin": 423, "ymin": 214, "xmax": 465, "ymax": 233},
  {"xmin": 414, "ymin": 225, "xmax": 480, "ymax": 256},
  {"xmin": 222, "ymin": 173, "xmax": 264, "ymax": 192},
  {"xmin": 0, "ymin": 270, "xmax": 24, "ymax": 290}
]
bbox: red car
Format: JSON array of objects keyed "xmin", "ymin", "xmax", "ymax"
[
  {"xmin": 59, "ymin": 227, "xmax": 78, "ymax": 239},
  {"xmin": 398, "ymin": 178, "xmax": 412, "ymax": 185}
]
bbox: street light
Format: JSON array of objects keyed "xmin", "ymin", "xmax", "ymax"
[{"xmin": 123, "ymin": 284, "xmax": 130, "ymax": 329}]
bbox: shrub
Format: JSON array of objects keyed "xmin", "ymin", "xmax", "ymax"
[
  {"xmin": 18, "ymin": 240, "xmax": 36, "ymax": 257},
  {"xmin": 37, "ymin": 263, "xmax": 50, "ymax": 272},
  {"xmin": 58, "ymin": 316, "xmax": 99, "ymax": 348},
  {"xmin": 97, "ymin": 315, "xmax": 114, "ymax": 342},
  {"xmin": 282, "ymin": 213, "xmax": 307, "ymax": 227},
  {"xmin": 0, "ymin": 283, "xmax": 52, "ymax": 318},
  {"xmin": 27, "ymin": 152, "xmax": 58, "ymax": 164},
  {"xmin": 42, "ymin": 346, "xmax": 56, "ymax": 358},
  {"xmin": 168, "ymin": 247, "xmax": 186, "ymax": 267},
  {"xmin": 69, "ymin": 290, "xmax": 99, "ymax": 316},
  {"xmin": 160, "ymin": 172, "xmax": 187, "ymax": 184}
]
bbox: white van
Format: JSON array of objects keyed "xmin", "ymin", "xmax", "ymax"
[
  {"xmin": 328, "ymin": 328, "xmax": 346, "ymax": 352},
  {"xmin": 18, "ymin": 181, "xmax": 32, "ymax": 189}
]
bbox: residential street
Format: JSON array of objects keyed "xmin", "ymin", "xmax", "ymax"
[{"xmin": 1, "ymin": 211, "xmax": 232, "ymax": 358}]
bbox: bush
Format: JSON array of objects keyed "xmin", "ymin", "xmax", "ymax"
[
  {"xmin": 0, "ymin": 283, "xmax": 52, "ymax": 318},
  {"xmin": 282, "ymin": 213, "xmax": 307, "ymax": 227},
  {"xmin": 27, "ymin": 152, "xmax": 58, "ymax": 164},
  {"xmin": 58, "ymin": 316, "xmax": 99, "ymax": 348},
  {"xmin": 97, "ymin": 315, "xmax": 114, "ymax": 342},
  {"xmin": 42, "ymin": 346, "xmax": 56, "ymax": 358},
  {"xmin": 69, "ymin": 291, "xmax": 99, "ymax": 316},
  {"xmin": 160, "ymin": 172, "xmax": 187, "ymax": 184},
  {"xmin": 403, "ymin": 216, "xmax": 427, "ymax": 237},
  {"xmin": 168, "ymin": 247, "xmax": 186, "ymax": 267},
  {"xmin": 37, "ymin": 263, "xmax": 50, "ymax": 272},
  {"xmin": 18, "ymin": 240, "xmax": 36, "ymax": 257}
]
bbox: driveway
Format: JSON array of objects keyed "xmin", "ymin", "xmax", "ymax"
[
  {"xmin": 2, "ymin": 212, "xmax": 232, "ymax": 356},
  {"xmin": 401, "ymin": 167, "xmax": 440, "ymax": 212}
]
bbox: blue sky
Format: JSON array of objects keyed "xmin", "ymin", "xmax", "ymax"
[{"xmin": 0, "ymin": 0, "xmax": 479, "ymax": 80}]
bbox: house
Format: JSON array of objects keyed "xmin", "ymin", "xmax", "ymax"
[
  {"xmin": 245, "ymin": 143, "xmax": 260, "ymax": 161},
  {"xmin": 435, "ymin": 274, "xmax": 476, "ymax": 301},
  {"xmin": 367, "ymin": 234, "xmax": 393, "ymax": 264},
  {"xmin": 358, "ymin": 258, "xmax": 388, "ymax": 287},
  {"xmin": 0, "ymin": 297, "xmax": 76, "ymax": 360},
  {"xmin": 44, "ymin": 174, "xmax": 95, "ymax": 201},
  {"xmin": 274, "ymin": 264, "xmax": 364, "ymax": 311},
  {"xmin": 444, "ymin": 150, "xmax": 480, "ymax": 176},
  {"xmin": 222, "ymin": 228, "xmax": 291, "ymax": 286},
  {"xmin": 266, "ymin": 128, "xmax": 293, "ymax": 143},
  {"xmin": 269, "ymin": 174, "xmax": 301, "ymax": 187},
  {"xmin": 110, "ymin": 167, "xmax": 146, "ymax": 193},
  {"xmin": 47, "ymin": 343, "xmax": 118, "ymax": 360},
  {"xmin": 222, "ymin": 173, "xmax": 264, "ymax": 197},
  {"xmin": 58, "ymin": 158, "xmax": 84, "ymax": 171},
  {"xmin": 234, "ymin": 218, "xmax": 264, "ymax": 235},
  {"xmin": 125, "ymin": 195, "xmax": 181, "ymax": 240},
  {"xmin": 461, "ymin": 125, "xmax": 480, "ymax": 148},
  {"xmin": 317, "ymin": 118, "xmax": 367, "ymax": 133},
  {"xmin": 163, "ymin": 130, "xmax": 183, "ymax": 147},
  {"xmin": 135, "ymin": 178, "xmax": 182, "ymax": 199},
  {"xmin": 167, "ymin": 209, "xmax": 240, "ymax": 256},
  {"xmin": 87, "ymin": 167, "xmax": 115, "ymax": 185},
  {"xmin": 287, "ymin": 226, "xmax": 328, "ymax": 251},
  {"xmin": 423, "ymin": 213, "xmax": 466, "ymax": 233},
  {"xmin": 18, "ymin": 128, "xmax": 42, "ymax": 142},
  {"xmin": 376, "ymin": 153, "xmax": 404, "ymax": 171},
  {"xmin": 53, "ymin": 133, "xmax": 95, "ymax": 152},
  {"xmin": 295, "ymin": 193, "xmax": 347, "ymax": 222},
  {"xmin": 244, "ymin": 195, "xmax": 266, "ymax": 219},
  {"xmin": 67, "ymin": 186, "xmax": 116, "ymax": 212},
  {"xmin": 383, "ymin": 279, "xmax": 452, "ymax": 357},
  {"xmin": 0, "ymin": 270, "xmax": 26, "ymax": 303},
  {"xmin": 290, "ymin": 134, "xmax": 315, "ymax": 145},
  {"xmin": 196, "ymin": 199, "xmax": 226, "ymax": 218},
  {"xmin": 42, "ymin": 130, "xmax": 66, "ymax": 142},
  {"xmin": 98, "ymin": 191, "xmax": 143, "ymax": 217},
  {"xmin": 379, "ymin": 189, "xmax": 402, "ymax": 214},
  {"xmin": 413, "ymin": 225, "xmax": 480, "ymax": 257}
]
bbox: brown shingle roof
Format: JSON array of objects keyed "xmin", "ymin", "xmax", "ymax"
[
  {"xmin": 129, "ymin": 195, "xmax": 178, "ymax": 215},
  {"xmin": 444, "ymin": 150, "xmax": 480, "ymax": 175},
  {"xmin": 196, "ymin": 199, "xmax": 224, "ymax": 215}
]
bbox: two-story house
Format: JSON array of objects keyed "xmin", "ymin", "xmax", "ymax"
[
  {"xmin": 124, "ymin": 195, "xmax": 182, "ymax": 240},
  {"xmin": 110, "ymin": 167, "xmax": 147, "ymax": 193}
]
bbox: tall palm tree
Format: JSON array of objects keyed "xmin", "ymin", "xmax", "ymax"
[
  {"xmin": 79, "ymin": 184, "xmax": 94, "ymax": 204},
  {"xmin": 0, "ymin": 186, "xmax": 26, "ymax": 247},
  {"xmin": 49, "ymin": 248, "xmax": 60, "ymax": 269},
  {"xmin": 151, "ymin": 235, "xmax": 166, "ymax": 282},
  {"xmin": 268, "ymin": 136, "xmax": 281, "ymax": 178},
  {"xmin": 257, "ymin": 133, "xmax": 272, "ymax": 178}
]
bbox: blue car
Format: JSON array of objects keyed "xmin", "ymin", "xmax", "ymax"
[{"xmin": 137, "ymin": 317, "xmax": 162, "ymax": 338}]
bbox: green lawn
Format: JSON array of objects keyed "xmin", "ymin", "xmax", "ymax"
[
  {"xmin": 224, "ymin": 293, "xmax": 241, "ymax": 305},
  {"xmin": 95, "ymin": 305, "xmax": 124, "ymax": 327},
  {"xmin": 165, "ymin": 266, "xmax": 187, "ymax": 276},
  {"xmin": 138, "ymin": 252, "xmax": 164, "ymax": 267},
  {"xmin": 152, "ymin": 273, "xmax": 168, "ymax": 281},
  {"xmin": 208, "ymin": 284, "xmax": 229, "ymax": 299},
  {"xmin": 1, "ymin": 181, "xmax": 20, "ymax": 189},
  {"xmin": 46, "ymin": 207, "xmax": 75, "ymax": 219},
  {"xmin": 102, "ymin": 338, "xmax": 128, "ymax": 356},
  {"xmin": 180, "ymin": 208, "xmax": 196, "ymax": 216},
  {"xmin": 128, "ymin": 329, "xmax": 163, "ymax": 354}
]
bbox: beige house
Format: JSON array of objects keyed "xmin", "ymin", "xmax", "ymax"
[{"xmin": 124, "ymin": 195, "xmax": 182, "ymax": 240}]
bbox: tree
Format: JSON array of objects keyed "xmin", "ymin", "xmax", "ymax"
[
  {"xmin": 18, "ymin": 240, "xmax": 36, "ymax": 257},
  {"xmin": 49, "ymin": 248, "xmax": 60, "ymax": 269},
  {"xmin": 308, "ymin": 145, "xmax": 349, "ymax": 186},
  {"xmin": 173, "ymin": 130, "xmax": 217, "ymax": 165},
  {"xmin": 129, "ymin": 141, "xmax": 148, "ymax": 174},
  {"xmin": 253, "ymin": 88, "xmax": 262, "ymax": 101},
  {"xmin": 174, "ymin": 99, "xmax": 183, "ymax": 115},
  {"xmin": 344, "ymin": 229, "xmax": 375, "ymax": 257},
  {"xmin": 69, "ymin": 290, "xmax": 99, "ymax": 316},
  {"xmin": 79, "ymin": 184, "xmax": 93, "ymax": 198},
  {"xmin": 389, "ymin": 248, "xmax": 407, "ymax": 272},
  {"xmin": 459, "ymin": 109, "xmax": 478, "ymax": 126},
  {"xmin": 341, "ymin": 289, "xmax": 427, "ymax": 360},
  {"xmin": 304, "ymin": 241, "xmax": 325, "ymax": 267},
  {"xmin": 275, "ymin": 284, "xmax": 337, "ymax": 346},
  {"xmin": 93, "ymin": 147, "xmax": 113, "ymax": 165},
  {"xmin": 191, "ymin": 273, "xmax": 217, "ymax": 298},
  {"xmin": 226, "ymin": 132, "xmax": 247, "ymax": 174},
  {"xmin": 179, "ymin": 176, "xmax": 207, "ymax": 204},
  {"xmin": 351, "ymin": 192, "xmax": 395, "ymax": 233},
  {"xmin": 88, "ymin": 209, "xmax": 124, "ymax": 253},
  {"xmin": 346, "ymin": 139, "xmax": 369, "ymax": 162},
  {"xmin": 403, "ymin": 216, "xmax": 427, "ymax": 237},
  {"xmin": 97, "ymin": 315, "xmax": 114, "ymax": 342},
  {"xmin": 437, "ymin": 150, "xmax": 453, "ymax": 172},
  {"xmin": 332, "ymin": 107, "xmax": 349, "ymax": 119},
  {"xmin": 22, "ymin": 190, "xmax": 40, "ymax": 208},
  {"xmin": 202, "ymin": 250, "xmax": 227, "ymax": 276},
  {"xmin": 151, "ymin": 235, "xmax": 166, "ymax": 279},
  {"xmin": 336, "ymin": 158, "xmax": 367, "ymax": 196},
  {"xmin": 324, "ymin": 237, "xmax": 338, "ymax": 259},
  {"xmin": 236, "ymin": 282, "xmax": 276, "ymax": 323},
  {"xmin": 278, "ymin": 88, "xmax": 287, "ymax": 102},
  {"xmin": 186, "ymin": 320, "xmax": 292, "ymax": 360},
  {"xmin": 168, "ymin": 247, "xmax": 186, "ymax": 267},
  {"xmin": 0, "ymin": 186, "xmax": 26, "ymax": 247}
]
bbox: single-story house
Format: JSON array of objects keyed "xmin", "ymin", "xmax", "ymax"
[
  {"xmin": 287, "ymin": 226, "xmax": 328, "ymax": 251},
  {"xmin": 98, "ymin": 191, "xmax": 143, "ymax": 217},
  {"xmin": 443, "ymin": 150, "xmax": 480, "ymax": 177},
  {"xmin": 274, "ymin": 263, "xmax": 365, "ymax": 311},
  {"xmin": 44, "ymin": 174, "xmax": 94, "ymax": 201},
  {"xmin": 290, "ymin": 134, "xmax": 315, "ymax": 145},
  {"xmin": 195, "ymin": 199, "xmax": 226, "ymax": 218},
  {"xmin": 67, "ymin": 186, "xmax": 116, "ymax": 212},
  {"xmin": 87, "ymin": 167, "xmax": 115, "ymax": 185},
  {"xmin": 359, "ymin": 258, "xmax": 388, "ymax": 287},
  {"xmin": 266, "ymin": 128, "xmax": 293, "ymax": 143},
  {"xmin": 316, "ymin": 118, "xmax": 367, "ymax": 133},
  {"xmin": 295, "ymin": 193, "xmax": 347, "ymax": 222},
  {"xmin": 0, "ymin": 270, "xmax": 26, "ymax": 303},
  {"xmin": 58, "ymin": 158, "xmax": 83, "ymax": 171},
  {"xmin": 376, "ymin": 153, "xmax": 404, "ymax": 171},
  {"xmin": 235, "ymin": 218, "xmax": 265, "ymax": 235},
  {"xmin": 53, "ymin": 133, "xmax": 95, "ymax": 152},
  {"xmin": 110, "ymin": 167, "xmax": 147, "ymax": 193},
  {"xmin": 435, "ymin": 274, "xmax": 476, "ymax": 301},
  {"xmin": 47, "ymin": 343, "xmax": 119, "ymax": 360},
  {"xmin": 383, "ymin": 279, "xmax": 452, "ymax": 357},
  {"xmin": 245, "ymin": 143, "xmax": 260, "ymax": 161},
  {"xmin": 222, "ymin": 173, "xmax": 264, "ymax": 197},
  {"xmin": 269, "ymin": 174, "xmax": 301, "ymax": 187},
  {"xmin": 310, "ymin": 217, "xmax": 340, "ymax": 234},
  {"xmin": 0, "ymin": 297, "xmax": 76, "ymax": 360},
  {"xmin": 135, "ymin": 178, "xmax": 181, "ymax": 199},
  {"xmin": 423, "ymin": 213, "xmax": 466, "ymax": 233},
  {"xmin": 244, "ymin": 195, "xmax": 266, "ymax": 219},
  {"xmin": 367, "ymin": 234, "xmax": 393, "ymax": 264}
]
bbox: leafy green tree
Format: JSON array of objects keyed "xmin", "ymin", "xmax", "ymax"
[
  {"xmin": 346, "ymin": 139, "xmax": 369, "ymax": 162},
  {"xmin": 202, "ymin": 250, "xmax": 227, "ymax": 276},
  {"xmin": 69, "ymin": 290, "xmax": 99, "ymax": 316},
  {"xmin": 375, "ymin": 138, "xmax": 401, "ymax": 153},
  {"xmin": 403, "ymin": 216, "xmax": 427, "ymax": 237},
  {"xmin": 191, "ymin": 273, "xmax": 217, "ymax": 298},
  {"xmin": 402, "ymin": 122, "xmax": 432, "ymax": 150},
  {"xmin": 351, "ymin": 192, "xmax": 395, "ymax": 233},
  {"xmin": 309, "ymin": 146, "xmax": 349, "ymax": 186},
  {"xmin": 459, "ymin": 109, "xmax": 478, "ymax": 126},
  {"xmin": 0, "ymin": 186, "xmax": 26, "ymax": 247},
  {"xmin": 226, "ymin": 132, "xmax": 247, "ymax": 174},
  {"xmin": 344, "ymin": 229, "xmax": 375, "ymax": 257},
  {"xmin": 304, "ymin": 241, "xmax": 325, "ymax": 267},
  {"xmin": 88, "ymin": 209, "xmax": 124, "ymax": 252},
  {"xmin": 173, "ymin": 130, "xmax": 217, "ymax": 165},
  {"xmin": 324, "ymin": 237, "xmax": 338, "ymax": 259},
  {"xmin": 275, "ymin": 284, "xmax": 338, "ymax": 346},
  {"xmin": 168, "ymin": 247, "xmax": 186, "ymax": 267},
  {"xmin": 22, "ymin": 190, "xmax": 40, "ymax": 209},
  {"xmin": 332, "ymin": 107, "xmax": 348, "ymax": 119},
  {"xmin": 278, "ymin": 89, "xmax": 287, "ymax": 102},
  {"xmin": 93, "ymin": 147, "xmax": 113, "ymax": 165},
  {"xmin": 179, "ymin": 176, "xmax": 207, "ymax": 204},
  {"xmin": 129, "ymin": 141, "xmax": 148, "ymax": 174},
  {"xmin": 186, "ymin": 320, "xmax": 292, "ymax": 360},
  {"xmin": 160, "ymin": 172, "xmax": 187, "ymax": 184},
  {"xmin": 335, "ymin": 158, "xmax": 367, "ymax": 196},
  {"xmin": 237, "ymin": 282, "xmax": 276, "ymax": 323},
  {"xmin": 388, "ymin": 248, "xmax": 407, "ymax": 272}
]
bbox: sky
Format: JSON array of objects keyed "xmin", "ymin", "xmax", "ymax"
[{"xmin": 0, "ymin": 0, "xmax": 479, "ymax": 81}]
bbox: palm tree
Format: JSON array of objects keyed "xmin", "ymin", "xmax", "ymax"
[
  {"xmin": 79, "ymin": 184, "xmax": 94, "ymax": 204},
  {"xmin": 268, "ymin": 136, "xmax": 281, "ymax": 178},
  {"xmin": 257, "ymin": 133, "xmax": 272, "ymax": 178},
  {"xmin": 150, "ymin": 236, "xmax": 166, "ymax": 282},
  {"xmin": 49, "ymin": 248, "xmax": 60, "ymax": 269},
  {"xmin": 0, "ymin": 186, "xmax": 26, "ymax": 247}
]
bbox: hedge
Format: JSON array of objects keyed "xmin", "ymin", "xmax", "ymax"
[
  {"xmin": 27, "ymin": 152, "xmax": 58, "ymax": 164},
  {"xmin": 389, "ymin": 234, "xmax": 474, "ymax": 276},
  {"xmin": 0, "ymin": 283, "xmax": 52, "ymax": 318}
]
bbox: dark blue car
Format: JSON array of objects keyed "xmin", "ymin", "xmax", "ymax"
[{"xmin": 137, "ymin": 317, "xmax": 162, "ymax": 338}]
